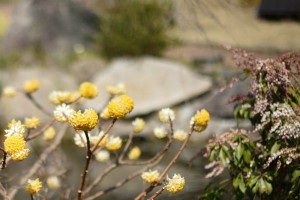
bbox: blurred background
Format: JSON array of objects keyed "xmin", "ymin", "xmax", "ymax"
[{"xmin": 0, "ymin": 0, "xmax": 299, "ymax": 199}]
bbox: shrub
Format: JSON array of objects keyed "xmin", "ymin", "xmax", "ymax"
[
  {"xmin": 96, "ymin": 0, "xmax": 172, "ymax": 59},
  {"xmin": 201, "ymin": 49, "xmax": 300, "ymax": 199}
]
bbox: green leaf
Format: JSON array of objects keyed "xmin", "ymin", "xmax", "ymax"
[
  {"xmin": 233, "ymin": 175, "xmax": 240, "ymax": 189},
  {"xmin": 291, "ymin": 170, "xmax": 300, "ymax": 182},
  {"xmin": 252, "ymin": 180, "xmax": 260, "ymax": 194},
  {"xmin": 270, "ymin": 142, "xmax": 281, "ymax": 154},
  {"xmin": 259, "ymin": 178, "xmax": 267, "ymax": 194},
  {"xmin": 239, "ymin": 176, "xmax": 246, "ymax": 194},
  {"xmin": 236, "ymin": 143, "xmax": 244, "ymax": 161},
  {"xmin": 247, "ymin": 175, "xmax": 259, "ymax": 188},
  {"xmin": 219, "ymin": 149, "xmax": 227, "ymax": 166},
  {"xmin": 265, "ymin": 181, "xmax": 273, "ymax": 195},
  {"xmin": 243, "ymin": 150, "xmax": 251, "ymax": 164}
]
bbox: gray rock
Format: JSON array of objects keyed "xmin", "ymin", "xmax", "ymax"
[
  {"xmin": 85, "ymin": 57, "xmax": 212, "ymax": 117},
  {"xmin": 0, "ymin": 67, "xmax": 77, "ymax": 121}
]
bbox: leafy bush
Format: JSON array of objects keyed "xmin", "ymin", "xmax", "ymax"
[
  {"xmin": 201, "ymin": 50, "xmax": 300, "ymax": 199},
  {"xmin": 96, "ymin": 0, "xmax": 172, "ymax": 59}
]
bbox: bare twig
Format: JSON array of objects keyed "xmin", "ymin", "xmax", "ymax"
[
  {"xmin": 118, "ymin": 131, "xmax": 134, "ymax": 162},
  {"xmin": 148, "ymin": 187, "xmax": 165, "ymax": 200},
  {"xmin": 91, "ymin": 119, "xmax": 117, "ymax": 154},
  {"xmin": 0, "ymin": 147, "xmax": 7, "ymax": 170},
  {"xmin": 77, "ymin": 131, "xmax": 92, "ymax": 200},
  {"xmin": 26, "ymin": 118, "xmax": 56, "ymax": 141},
  {"xmin": 25, "ymin": 93, "xmax": 52, "ymax": 117}
]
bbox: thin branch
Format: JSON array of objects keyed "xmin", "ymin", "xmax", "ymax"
[
  {"xmin": 148, "ymin": 187, "xmax": 165, "ymax": 200},
  {"xmin": 77, "ymin": 131, "xmax": 92, "ymax": 200},
  {"xmin": 25, "ymin": 93, "xmax": 52, "ymax": 117},
  {"xmin": 0, "ymin": 147, "xmax": 7, "ymax": 170},
  {"xmin": 91, "ymin": 119, "xmax": 117, "ymax": 154},
  {"xmin": 118, "ymin": 131, "xmax": 134, "ymax": 162},
  {"xmin": 26, "ymin": 118, "xmax": 56, "ymax": 141}
]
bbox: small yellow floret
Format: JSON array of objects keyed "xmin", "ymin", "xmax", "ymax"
[
  {"xmin": 141, "ymin": 170, "xmax": 160, "ymax": 184},
  {"xmin": 158, "ymin": 108, "xmax": 175, "ymax": 123},
  {"xmin": 106, "ymin": 83, "xmax": 126, "ymax": 95},
  {"xmin": 108, "ymin": 95, "xmax": 134, "ymax": 119},
  {"xmin": 24, "ymin": 117, "xmax": 41, "ymax": 129},
  {"xmin": 100, "ymin": 107, "xmax": 110, "ymax": 120},
  {"xmin": 105, "ymin": 136, "xmax": 122, "ymax": 151},
  {"xmin": 23, "ymin": 79, "xmax": 40, "ymax": 93},
  {"xmin": 3, "ymin": 86, "xmax": 17, "ymax": 97},
  {"xmin": 43, "ymin": 126, "xmax": 56, "ymax": 141},
  {"xmin": 69, "ymin": 109, "xmax": 98, "ymax": 131},
  {"xmin": 5, "ymin": 119, "xmax": 26, "ymax": 137},
  {"xmin": 26, "ymin": 178, "xmax": 42, "ymax": 195},
  {"xmin": 11, "ymin": 148, "xmax": 30, "ymax": 161},
  {"xmin": 132, "ymin": 118, "xmax": 145, "ymax": 133},
  {"xmin": 128, "ymin": 146, "xmax": 141, "ymax": 160},
  {"xmin": 4, "ymin": 135, "xmax": 26, "ymax": 155},
  {"xmin": 191, "ymin": 109, "xmax": 210, "ymax": 132},
  {"xmin": 173, "ymin": 130, "xmax": 188, "ymax": 141},
  {"xmin": 79, "ymin": 82, "xmax": 98, "ymax": 99},
  {"xmin": 46, "ymin": 176, "xmax": 60, "ymax": 189},
  {"xmin": 165, "ymin": 174, "xmax": 185, "ymax": 194}
]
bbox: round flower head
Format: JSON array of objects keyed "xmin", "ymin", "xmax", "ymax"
[
  {"xmin": 24, "ymin": 117, "xmax": 41, "ymax": 129},
  {"xmin": 190, "ymin": 109, "xmax": 210, "ymax": 132},
  {"xmin": 3, "ymin": 86, "xmax": 17, "ymax": 97},
  {"xmin": 173, "ymin": 129, "xmax": 188, "ymax": 142},
  {"xmin": 90, "ymin": 131, "xmax": 108, "ymax": 147},
  {"xmin": 53, "ymin": 104, "xmax": 74, "ymax": 122},
  {"xmin": 153, "ymin": 126, "xmax": 168, "ymax": 139},
  {"xmin": 26, "ymin": 178, "xmax": 42, "ymax": 195},
  {"xmin": 132, "ymin": 118, "xmax": 145, "ymax": 133},
  {"xmin": 106, "ymin": 83, "xmax": 126, "ymax": 95},
  {"xmin": 79, "ymin": 82, "xmax": 98, "ymax": 99},
  {"xmin": 106, "ymin": 136, "xmax": 122, "ymax": 151},
  {"xmin": 4, "ymin": 135, "xmax": 26, "ymax": 155},
  {"xmin": 100, "ymin": 107, "xmax": 110, "ymax": 120},
  {"xmin": 46, "ymin": 176, "xmax": 60, "ymax": 189},
  {"xmin": 23, "ymin": 79, "xmax": 40, "ymax": 94},
  {"xmin": 158, "ymin": 108, "xmax": 175, "ymax": 123},
  {"xmin": 95, "ymin": 150, "xmax": 110, "ymax": 162},
  {"xmin": 69, "ymin": 109, "xmax": 98, "ymax": 131},
  {"xmin": 165, "ymin": 174, "xmax": 185, "ymax": 194},
  {"xmin": 141, "ymin": 170, "xmax": 160, "ymax": 184},
  {"xmin": 43, "ymin": 126, "xmax": 56, "ymax": 141},
  {"xmin": 128, "ymin": 146, "xmax": 141, "ymax": 160},
  {"xmin": 108, "ymin": 95, "xmax": 134, "ymax": 119},
  {"xmin": 5, "ymin": 119, "xmax": 26, "ymax": 137},
  {"xmin": 11, "ymin": 148, "xmax": 30, "ymax": 161},
  {"xmin": 49, "ymin": 90, "xmax": 74, "ymax": 105}
]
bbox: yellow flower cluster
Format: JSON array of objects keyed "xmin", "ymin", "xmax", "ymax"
[
  {"xmin": 24, "ymin": 117, "xmax": 41, "ymax": 129},
  {"xmin": 191, "ymin": 109, "xmax": 210, "ymax": 132},
  {"xmin": 108, "ymin": 95, "xmax": 134, "ymax": 119},
  {"xmin": 69, "ymin": 109, "xmax": 98, "ymax": 131},
  {"xmin": 49, "ymin": 90, "xmax": 80, "ymax": 104},
  {"xmin": 105, "ymin": 136, "xmax": 122, "ymax": 151},
  {"xmin": 165, "ymin": 174, "xmax": 185, "ymax": 194},
  {"xmin": 5, "ymin": 119, "xmax": 26, "ymax": 137},
  {"xmin": 4, "ymin": 135, "xmax": 30, "ymax": 161},
  {"xmin": 106, "ymin": 83, "xmax": 126, "ymax": 95},
  {"xmin": 132, "ymin": 118, "xmax": 145, "ymax": 133},
  {"xmin": 128, "ymin": 146, "xmax": 141, "ymax": 160},
  {"xmin": 79, "ymin": 82, "xmax": 98, "ymax": 99},
  {"xmin": 2, "ymin": 86, "xmax": 17, "ymax": 97},
  {"xmin": 46, "ymin": 176, "xmax": 60, "ymax": 189},
  {"xmin": 173, "ymin": 130, "xmax": 188, "ymax": 141},
  {"xmin": 95, "ymin": 150, "xmax": 110, "ymax": 162},
  {"xmin": 158, "ymin": 108, "xmax": 175, "ymax": 123},
  {"xmin": 26, "ymin": 178, "xmax": 42, "ymax": 195},
  {"xmin": 23, "ymin": 79, "xmax": 40, "ymax": 94},
  {"xmin": 141, "ymin": 170, "xmax": 160, "ymax": 184},
  {"xmin": 100, "ymin": 107, "xmax": 110, "ymax": 120},
  {"xmin": 43, "ymin": 126, "xmax": 56, "ymax": 141}
]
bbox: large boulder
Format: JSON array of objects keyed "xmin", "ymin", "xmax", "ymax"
[{"xmin": 85, "ymin": 57, "xmax": 212, "ymax": 117}]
